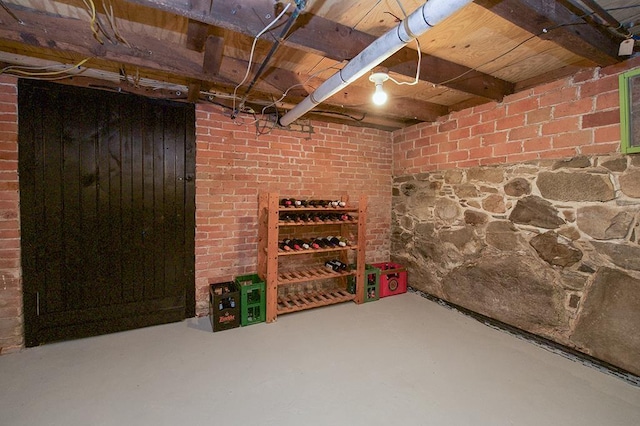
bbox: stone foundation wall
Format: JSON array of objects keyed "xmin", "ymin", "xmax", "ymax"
[{"xmin": 391, "ymin": 154, "xmax": 640, "ymax": 376}]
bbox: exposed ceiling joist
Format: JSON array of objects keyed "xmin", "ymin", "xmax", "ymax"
[
  {"xmin": 476, "ymin": 0, "xmax": 621, "ymax": 66},
  {"xmin": 0, "ymin": 4, "xmax": 432, "ymax": 124},
  {"xmin": 122, "ymin": 0, "xmax": 513, "ymax": 101}
]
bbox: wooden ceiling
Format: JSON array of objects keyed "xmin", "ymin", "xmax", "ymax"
[{"xmin": 0, "ymin": 0, "xmax": 636, "ymax": 131}]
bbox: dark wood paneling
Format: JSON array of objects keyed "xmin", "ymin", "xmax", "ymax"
[{"xmin": 19, "ymin": 80, "xmax": 196, "ymax": 346}]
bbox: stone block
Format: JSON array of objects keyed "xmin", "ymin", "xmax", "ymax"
[
  {"xmin": 600, "ymin": 157, "xmax": 627, "ymax": 172},
  {"xmin": 454, "ymin": 184, "xmax": 479, "ymax": 198},
  {"xmin": 537, "ymin": 172, "xmax": 615, "ymax": 202},
  {"xmin": 467, "ymin": 167, "xmax": 504, "ymax": 183},
  {"xmin": 509, "ymin": 195, "xmax": 565, "ymax": 229},
  {"xmin": 560, "ymin": 270, "xmax": 588, "ymax": 290},
  {"xmin": 486, "ymin": 221, "xmax": 527, "ymax": 251},
  {"xmin": 434, "ymin": 198, "xmax": 461, "ymax": 224},
  {"xmin": 444, "ymin": 169, "xmax": 463, "ymax": 184},
  {"xmin": 619, "ymin": 170, "xmax": 640, "ymax": 198},
  {"xmin": 504, "ymin": 178, "xmax": 531, "ymax": 197},
  {"xmin": 482, "ymin": 194, "xmax": 506, "ymax": 213},
  {"xmin": 591, "ymin": 241, "xmax": 640, "ymax": 271},
  {"xmin": 552, "ymin": 155, "xmax": 591, "ymax": 169},
  {"xmin": 441, "ymin": 253, "xmax": 569, "ymax": 333},
  {"xmin": 464, "ymin": 209, "xmax": 488, "ymax": 225},
  {"xmin": 571, "ymin": 268, "xmax": 640, "ymax": 376},
  {"xmin": 530, "ymin": 231, "xmax": 583, "ymax": 267},
  {"xmin": 577, "ymin": 206, "xmax": 634, "ymax": 240}
]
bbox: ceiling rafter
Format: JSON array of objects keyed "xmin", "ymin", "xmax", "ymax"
[
  {"xmin": 476, "ymin": 0, "xmax": 621, "ymax": 66},
  {"xmin": 0, "ymin": 5, "xmax": 441, "ymax": 128},
  {"xmin": 122, "ymin": 0, "xmax": 514, "ymax": 101}
]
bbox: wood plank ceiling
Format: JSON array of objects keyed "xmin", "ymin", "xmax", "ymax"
[{"xmin": 0, "ymin": 0, "xmax": 637, "ymax": 131}]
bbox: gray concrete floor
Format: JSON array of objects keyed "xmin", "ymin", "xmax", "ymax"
[{"xmin": 1, "ymin": 292, "xmax": 639, "ymax": 426}]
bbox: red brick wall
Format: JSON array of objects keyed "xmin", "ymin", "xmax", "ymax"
[
  {"xmin": 0, "ymin": 75, "xmax": 21, "ymax": 354},
  {"xmin": 0, "ymin": 83, "xmax": 393, "ymax": 349},
  {"xmin": 194, "ymin": 104, "xmax": 393, "ymax": 314},
  {"xmin": 392, "ymin": 57, "xmax": 640, "ymax": 175}
]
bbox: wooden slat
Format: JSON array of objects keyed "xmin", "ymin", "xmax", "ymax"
[
  {"xmin": 276, "ymin": 288, "xmax": 355, "ymax": 315},
  {"xmin": 278, "ymin": 266, "xmax": 355, "ymax": 286},
  {"xmin": 278, "ymin": 245, "xmax": 357, "ymax": 257}
]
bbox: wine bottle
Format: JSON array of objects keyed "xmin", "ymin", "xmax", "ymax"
[
  {"xmin": 312, "ymin": 238, "xmax": 327, "ymax": 248},
  {"xmin": 324, "ymin": 260, "xmax": 340, "ymax": 271},
  {"xmin": 321, "ymin": 237, "xmax": 336, "ymax": 247},
  {"xmin": 337, "ymin": 235, "xmax": 351, "ymax": 246},
  {"xmin": 328, "ymin": 236, "xmax": 347, "ymax": 247},
  {"xmin": 292, "ymin": 199, "xmax": 302, "ymax": 207},
  {"xmin": 278, "ymin": 241, "xmax": 292, "ymax": 251},
  {"xmin": 294, "ymin": 239, "xmax": 310, "ymax": 250},
  {"xmin": 309, "ymin": 239, "xmax": 320, "ymax": 249},
  {"xmin": 280, "ymin": 198, "xmax": 292, "ymax": 207},
  {"xmin": 283, "ymin": 238, "xmax": 300, "ymax": 250}
]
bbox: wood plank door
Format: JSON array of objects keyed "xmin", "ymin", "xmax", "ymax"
[{"xmin": 18, "ymin": 80, "xmax": 195, "ymax": 346}]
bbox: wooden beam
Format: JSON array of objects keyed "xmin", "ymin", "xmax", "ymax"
[
  {"xmin": 202, "ymin": 35, "xmax": 224, "ymax": 75},
  {"xmin": 475, "ymin": 0, "xmax": 621, "ymax": 66},
  {"xmin": 186, "ymin": 20, "xmax": 209, "ymax": 52},
  {"xmin": 382, "ymin": 50, "xmax": 515, "ymax": 101},
  {"xmin": 0, "ymin": 7, "xmax": 427, "ymax": 129},
  {"xmin": 122, "ymin": 0, "xmax": 512, "ymax": 100},
  {"xmin": 187, "ymin": 82, "xmax": 201, "ymax": 102},
  {"xmin": 186, "ymin": 0, "xmax": 212, "ymax": 51}
]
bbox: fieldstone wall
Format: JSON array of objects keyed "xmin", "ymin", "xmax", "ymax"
[{"xmin": 391, "ymin": 154, "xmax": 640, "ymax": 376}]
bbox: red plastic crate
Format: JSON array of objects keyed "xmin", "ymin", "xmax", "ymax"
[{"xmin": 371, "ymin": 262, "xmax": 407, "ymax": 297}]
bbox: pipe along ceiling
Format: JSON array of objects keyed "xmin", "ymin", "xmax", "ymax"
[{"xmin": 278, "ymin": 0, "xmax": 474, "ymax": 127}]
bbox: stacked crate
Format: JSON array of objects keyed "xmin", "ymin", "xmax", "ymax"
[
  {"xmin": 209, "ymin": 281, "xmax": 240, "ymax": 332},
  {"xmin": 235, "ymin": 274, "xmax": 266, "ymax": 326}
]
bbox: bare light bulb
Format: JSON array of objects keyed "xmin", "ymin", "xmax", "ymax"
[
  {"xmin": 369, "ymin": 72, "xmax": 390, "ymax": 106},
  {"xmin": 372, "ymin": 84, "xmax": 387, "ymax": 105}
]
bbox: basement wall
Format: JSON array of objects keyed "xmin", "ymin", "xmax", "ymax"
[
  {"xmin": 0, "ymin": 76, "xmax": 20, "ymax": 354},
  {"xmin": 194, "ymin": 105, "xmax": 393, "ymax": 315},
  {"xmin": 0, "ymin": 85, "xmax": 393, "ymax": 353},
  {"xmin": 391, "ymin": 57, "xmax": 640, "ymax": 376}
]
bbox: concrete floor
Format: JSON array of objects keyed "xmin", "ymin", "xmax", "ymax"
[{"xmin": 1, "ymin": 292, "xmax": 639, "ymax": 426}]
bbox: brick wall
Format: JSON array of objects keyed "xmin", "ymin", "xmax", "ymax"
[
  {"xmin": 0, "ymin": 75, "xmax": 21, "ymax": 354},
  {"xmin": 194, "ymin": 104, "xmax": 393, "ymax": 314},
  {"xmin": 393, "ymin": 56, "xmax": 640, "ymax": 174}
]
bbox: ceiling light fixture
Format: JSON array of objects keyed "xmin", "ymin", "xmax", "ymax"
[{"xmin": 369, "ymin": 72, "xmax": 389, "ymax": 105}]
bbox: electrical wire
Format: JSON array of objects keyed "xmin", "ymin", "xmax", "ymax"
[
  {"xmin": 0, "ymin": 0, "xmax": 24, "ymax": 25},
  {"xmin": 255, "ymin": 64, "xmax": 342, "ymax": 120},
  {"xmin": 231, "ymin": 3, "xmax": 291, "ymax": 117},
  {"xmin": 0, "ymin": 58, "xmax": 90, "ymax": 76},
  {"xmin": 102, "ymin": 0, "xmax": 132, "ymax": 48},
  {"xmin": 386, "ymin": 1, "xmax": 421, "ymax": 87},
  {"xmin": 81, "ymin": 0, "xmax": 104, "ymax": 44}
]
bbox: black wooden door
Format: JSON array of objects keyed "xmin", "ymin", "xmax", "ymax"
[{"xmin": 19, "ymin": 80, "xmax": 195, "ymax": 346}]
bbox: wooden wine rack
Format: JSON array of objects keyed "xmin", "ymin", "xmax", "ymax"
[{"xmin": 257, "ymin": 193, "xmax": 367, "ymax": 322}]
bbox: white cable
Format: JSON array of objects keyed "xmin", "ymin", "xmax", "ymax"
[
  {"xmin": 232, "ymin": 2, "xmax": 292, "ymax": 115},
  {"xmin": 387, "ymin": 0, "xmax": 421, "ymax": 86},
  {"xmin": 387, "ymin": 38, "xmax": 421, "ymax": 86}
]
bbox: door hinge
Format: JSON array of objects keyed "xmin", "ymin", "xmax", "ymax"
[{"xmin": 36, "ymin": 291, "xmax": 40, "ymax": 316}]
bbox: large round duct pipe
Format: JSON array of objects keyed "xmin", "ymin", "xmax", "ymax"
[{"xmin": 278, "ymin": 0, "xmax": 473, "ymax": 127}]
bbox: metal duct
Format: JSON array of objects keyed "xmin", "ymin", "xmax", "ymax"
[{"xmin": 278, "ymin": 0, "xmax": 473, "ymax": 127}]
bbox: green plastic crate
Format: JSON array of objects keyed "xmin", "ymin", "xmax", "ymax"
[
  {"xmin": 348, "ymin": 264, "xmax": 380, "ymax": 303},
  {"xmin": 235, "ymin": 273, "xmax": 266, "ymax": 326},
  {"xmin": 364, "ymin": 265, "xmax": 380, "ymax": 302}
]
